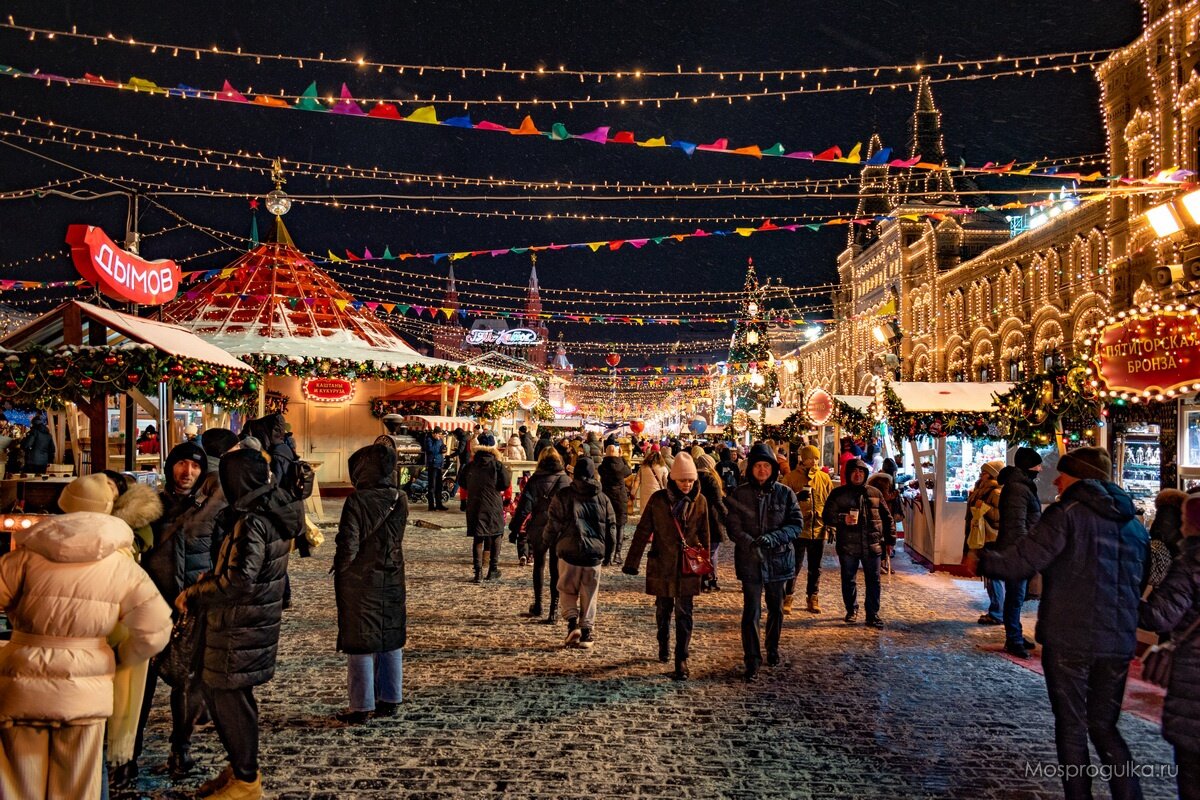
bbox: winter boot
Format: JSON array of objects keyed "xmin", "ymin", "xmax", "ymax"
[
  {"xmin": 542, "ymin": 600, "xmax": 559, "ymax": 624},
  {"xmin": 524, "ymin": 602, "xmax": 543, "ymax": 618},
  {"xmin": 564, "ymin": 618, "xmax": 581, "ymax": 647},
  {"xmin": 196, "ymin": 765, "xmax": 234, "ymax": 797},
  {"xmin": 577, "ymin": 628, "xmax": 595, "ymax": 649},
  {"xmin": 782, "ymin": 594, "xmax": 794, "ymax": 615},
  {"xmin": 167, "ymin": 749, "xmax": 196, "ymax": 780},
  {"xmin": 807, "ymin": 593, "xmax": 821, "ymax": 614},
  {"xmin": 206, "ymin": 771, "xmax": 263, "ymax": 800},
  {"xmin": 471, "ymin": 568, "xmax": 482, "ymax": 584},
  {"xmin": 485, "ymin": 567, "xmax": 501, "ymax": 581},
  {"xmin": 673, "ymin": 659, "xmax": 689, "ymax": 681}
]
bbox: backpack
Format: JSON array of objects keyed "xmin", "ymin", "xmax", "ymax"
[
  {"xmin": 284, "ymin": 458, "xmax": 316, "ymax": 502},
  {"xmin": 567, "ymin": 495, "xmax": 606, "ymax": 562}
]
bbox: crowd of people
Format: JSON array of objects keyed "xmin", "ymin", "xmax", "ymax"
[{"xmin": 1, "ymin": 418, "xmax": 1199, "ymax": 799}]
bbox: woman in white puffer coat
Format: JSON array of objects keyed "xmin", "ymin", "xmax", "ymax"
[{"xmin": 0, "ymin": 511, "xmax": 172, "ymax": 799}]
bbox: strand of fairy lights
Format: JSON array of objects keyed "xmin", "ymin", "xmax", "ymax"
[
  {"xmin": 0, "ymin": 112, "xmax": 1109, "ymax": 195},
  {"xmin": 1, "ymin": 21, "xmax": 1112, "ymax": 82},
  {"xmin": 3, "ymin": 55, "xmax": 1112, "ymax": 109}
]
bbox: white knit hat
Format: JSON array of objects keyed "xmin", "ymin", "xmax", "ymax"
[{"xmin": 57, "ymin": 473, "xmax": 115, "ymax": 515}]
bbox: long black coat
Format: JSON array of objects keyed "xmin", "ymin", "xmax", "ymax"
[
  {"xmin": 598, "ymin": 455, "xmax": 632, "ymax": 527},
  {"xmin": 1140, "ymin": 536, "xmax": 1200, "ymax": 752},
  {"xmin": 21, "ymin": 422, "xmax": 55, "ymax": 466},
  {"xmin": 624, "ymin": 481, "xmax": 710, "ymax": 597},
  {"xmin": 335, "ymin": 444, "xmax": 408, "ymax": 655},
  {"xmin": 143, "ymin": 473, "xmax": 224, "ymax": 611},
  {"xmin": 997, "ymin": 466, "xmax": 1042, "ymax": 550},
  {"xmin": 510, "ymin": 462, "xmax": 571, "ymax": 552},
  {"xmin": 696, "ymin": 470, "xmax": 727, "ymax": 543},
  {"xmin": 183, "ymin": 449, "xmax": 304, "ymax": 689},
  {"xmin": 461, "ymin": 447, "xmax": 512, "ymax": 538}
]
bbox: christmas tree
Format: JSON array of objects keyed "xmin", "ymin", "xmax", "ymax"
[{"xmin": 728, "ymin": 258, "xmax": 778, "ymax": 412}]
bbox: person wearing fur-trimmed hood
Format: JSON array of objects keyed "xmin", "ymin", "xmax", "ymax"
[{"xmin": 460, "ymin": 443, "xmax": 513, "ymax": 583}]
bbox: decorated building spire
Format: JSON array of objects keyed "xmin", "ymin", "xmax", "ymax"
[
  {"xmin": 898, "ymin": 75, "xmax": 959, "ymax": 205},
  {"xmin": 443, "ymin": 262, "xmax": 460, "ymax": 314},
  {"xmin": 849, "ymin": 133, "xmax": 892, "ymax": 248}
]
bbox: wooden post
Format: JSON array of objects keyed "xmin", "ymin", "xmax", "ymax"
[
  {"xmin": 439, "ymin": 382, "xmax": 448, "ymax": 417},
  {"xmin": 450, "ymin": 384, "xmax": 461, "ymax": 418}
]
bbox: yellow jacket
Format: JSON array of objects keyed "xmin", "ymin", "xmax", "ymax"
[{"xmin": 780, "ymin": 466, "xmax": 832, "ymax": 539}]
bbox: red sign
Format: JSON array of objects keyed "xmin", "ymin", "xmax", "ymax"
[
  {"xmin": 303, "ymin": 377, "xmax": 355, "ymax": 402},
  {"xmin": 806, "ymin": 388, "xmax": 834, "ymax": 426},
  {"xmin": 66, "ymin": 225, "xmax": 180, "ymax": 305},
  {"xmin": 1092, "ymin": 307, "xmax": 1200, "ymax": 399}
]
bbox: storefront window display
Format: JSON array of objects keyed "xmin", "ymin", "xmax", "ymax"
[{"xmin": 928, "ymin": 435, "xmax": 1009, "ymax": 502}]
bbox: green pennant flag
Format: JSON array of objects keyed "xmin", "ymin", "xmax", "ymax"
[
  {"xmin": 550, "ymin": 122, "xmax": 571, "ymax": 141},
  {"xmin": 294, "ymin": 81, "xmax": 327, "ymax": 112},
  {"xmin": 806, "ymin": 224, "xmax": 823, "ymax": 231},
  {"xmin": 382, "ymin": 246, "xmax": 395, "ymax": 260},
  {"xmin": 396, "ymin": 304, "xmax": 411, "ymax": 315},
  {"xmin": 511, "ymin": 247, "xmax": 529, "ymax": 254},
  {"xmin": 762, "ymin": 143, "xmax": 786, "ymax": 157},
  {"xmin": 651, "ymin": 236, "xmax": 666, "ymax": 245}
]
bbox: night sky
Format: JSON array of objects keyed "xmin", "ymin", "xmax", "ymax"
[{"xmin": 0, "ymin": 1, "xmax": 1143, "ymax": 364}]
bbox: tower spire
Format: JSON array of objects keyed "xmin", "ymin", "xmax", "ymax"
[
  {"xmin": 849, "ymin": 133, "xmax": 892, "ymax": 248},
  {"xmin": 898, "ymin": 76, "xmax": 958, "ymax": 206}
]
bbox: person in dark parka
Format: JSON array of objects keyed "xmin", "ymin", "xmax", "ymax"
[
  {"xmin": 725, "ymin": 444, "xmax": 801, "ymax": 681},
  {"xmin": 1150, "ymin": 488, "xmax": 1189, "ymax": 557},
  {"xmin": 979, "ymin": 446, "xmax": 1148, "ymax": 800},
  {"xmin": 460, "ymin": 444, "xmax": 512, "ymax": 582},
  {"xmin": 20, "ymin": 412, "xmax": 55, "ymax": 474},
  {"xmin": 177, "ymin": 448, "xmax": 304, "ymax": 798},
  {"xmin": 333, "ymin": 444, "xmax": 408, "ymax": 724},
  {"xmin": 519, "ymin": 426, "xmax": 538, "ymax": 464},
  {"xmin": 823, "ymin": 459, "xmax": 894, "ymax": 627},
  {"xmin": 533, "ymin": 429, "xmax": 553, "ymax": 461},
  {"xmin": 598, "ymin": 446, "xmax": 632, "ymax": 561},
  {"xmin": 995, "ymin": 447, "xmax": 1044, "ymax": 658},
  {"xmin": 510, "ymin": 448, "xmax": 572, "ymax": 622},
  {"xmin": 623, "ymin": 452, "xmax": 710, "ymax": 680},
  {"xmin": 1139, "ymin": 495, "xmax": 1200, "ymax": 800}
]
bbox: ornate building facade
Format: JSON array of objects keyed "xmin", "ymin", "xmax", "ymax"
[{"xmin": 791, "ymin": 1, "xmax": 1200, "ymax": 399}]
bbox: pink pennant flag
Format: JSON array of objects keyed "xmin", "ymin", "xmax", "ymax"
[
  {"xmin": 476, "ymin": 120, "xmax": 509, "ymax": 131},
  {"xmin": 628, "ymin": 239, "xmax": 648, "ymax": 248},
  {"xmin": 330, "ymin": 84, "xmax": 365, "ymax": 115},
  {"xmin": 577, "ymin": 126, "xmax": 611, "ymax": 143},
  {"xmin": 362, "ymin": 248, "xmax": 375, "ymax": 260},
  {"xmin": 697, "ymin": 138, "xmax": 729, "ymax": 151},
  {"xmin": 692, "ymin": 229, "xmax": 710, "ymax": 237},
  {"xmin": 889, "ymin": 156, "xmax": 922, "ymax": 167},
  {"xmin": 413, "ymin": 305, "xmax": 426, "ymax": 316},
  {"xmin": 365, "ymin": 302, "xmax": 380, "ymax": 312},
  {"xmin": 784, "ymin": 151, "xmax": 815, "ymax": 160},
  {"xmin": 490, "ymin": 249, "xmax": 508, "ymax": 257},
  {"xmin": 216, "ymin": 80, "xmax": 249, "ymax": 103}
]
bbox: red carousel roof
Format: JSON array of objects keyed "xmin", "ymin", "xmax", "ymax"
[{"xmin": 165, "ymin": 218, "xmax": 411, "ymax": 351}]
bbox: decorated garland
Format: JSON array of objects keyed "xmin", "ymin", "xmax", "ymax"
[
  {"xmin": 473, "ymin": 395, "xmax": 555, "ymax": 422},
  {"xmin": 239, "ymin": 353, "xmax": 509, "ymax": 391},
  {"xmin": 883, "ymin": 384, "xmax": 1003, "ymax": 448},
  {"xmin": 0, "ymin": 344, "xmax": 259, "ymax": 409},
  {"xmin": 992, "ymin": 360, "xmax": 1101, "ymax": 444},
  {"xmin": 369, "ymin": 398, "xmax": 443, "ymax": 419},
  {"xmin": 830, "ymin": 399, "xmax": 875, "ymax": 442}
]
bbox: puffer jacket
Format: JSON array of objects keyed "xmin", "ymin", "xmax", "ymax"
[
  {"xmin": 997, "ymin": 465, "xmax": 1042, "ymax": 551},
  {"xmin": 781, "ymin": 465, "xmax": 832, "ymax": 540},
  {"xmin": 1150, "ymin": 488, "xmax": 1188, "ymax": 557},
  {"xmin": 598, "ymin": 455, "xmax": 632, "ymax": 527},
  {"xmin": 182, "ymin": 449, "xmax": 304, "ymax": 689},
  {"xmin": 963, "ymin": 470, "xmax": 1002, "ymax": 551},
  {"xmin": 980, "ymin": 479, "xmax": 1148, "ymax": 658},
  {"xmin": 1139, "ymin": 536, "xmax": 1200, "ymax": 752},
  {"xmin": 461, "ymin": 447, "xmax": 512, "ymax": 538},
  {"xmin": 823, "ymin": 460, "xmax": 894, "ymax": 559},
  {"xmin": 0, "ymin": 513, "xmax": 171, "ymax": 723},
  {"xmin": 624, "ymin": 480, "xmax": 710, "ymax": 597},
  {"xmin": 547, "ymin": 458, "xmax": 616, "ymax": 567},
  {"xmin": 638, "ymin": 463, "xmax": 669, "ymax": 511},
  {"xmin": 696, "ymin": 469, "xmax": 727, "ymax": 543},
  {"xmin": 726, "ymin": 444, "xmax": 802, "ymax": 584},
  {"xmin": 335, "ymin": 444, "xmax": 408, "ymax": 655},
  {"xmin": 112, "ymin": 481, "xmax": 163, "ymax": 557},
  {"xmin": 20, "ymin": 421, "xmax": 55, "ymax": 467},
  {"xmin": 143, "ymin": 473, "xmax": 224, "ymax": 611},
  {"xmin": 510, "ymin": 462, "xmax": 571, "ymax": 552}
]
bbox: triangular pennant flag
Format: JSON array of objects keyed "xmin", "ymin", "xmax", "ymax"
[
  {"xmin": 382, "ymin": 303, "xmax": 396, "ymax": 314},
  {"xmin": 444, "ymin": 114, "xmax": 473, "ymax": 128},
  {"xmin": 330, "ymin": 84, "xmax": 365, "ymax": 115},
  {"xmin": 587, "ymin": 242, "xmax": 606, "ymax": 252},
  {"xmin": 254, "ymin": 94, "xmax": 289, "ymax": 108},
  {"xmin": 611, "ymin": 131, "xmax": 635, "ymax": 144},
  {"xmin": 576, "ymin": 126, "xmax": 610, "ymax": 143},
  {"xmin": 382, "ymin": 247, "xmax": 395, "ymax": 260},
  {"xmin": 345, "ymin": 250, "xmax": 362, "ymax": 262},
  {"xmin": 813, "ymin": 146, "xmax": 842, "ymax": 161},
  {"xmin": 327, "ymin": 250, "xmax": 345, "ymax": 262},
  {"xmin": 368, "ymin": 102, "xmax": 402, "ymax": 119},
  {"xmin": 512, "ymin": 116, "xmax": 539, "ymax": 135},
  {"xmin": 362, "ymin": 248, "xmax": 374, "ymax": 260},
  {"xmin": 396, "ymin": 304, "xmax": 410, "ymax": 315},
  {"xmin": 216, "ymin": 80, "xmax": 249, "ymax": 103},
  {"xmin": 784, "ymin": 151, "xmax": 815, "ymax": 160},
  {"xmin": 126, "ymin": 77, "xmax": 164, "ymax": 94},
  {"xmin": 406, "ymin": 106, "xmax": 439, "ymax": 124},
  {"xmin": 866, "ymin": 146, "xmax": 893, "ymax": 166},
  {"xmin": 697, "ymin": 138, "xmax": 729, "ymax": 151},
  {"xmin": 839, "ymin": 142, "xmax": 863, "ymax": 163},
  {"xmin": 294, "ymin": 81, "xmax": 327, "ymax": 112},
  {"xmin": 365, "ymin": 302, "xmax": 379, "ymax": 312},
  {"xmin": 762, "ymin": 143, "xmax": 786, "ymax": 157},
  {"xmin": 475, "ymin": 120, "xmax": 509, "ymax": 131},
  {"xmin": 671, "ymin": 140, "xmax": 697, "ymax": 156},
  {"xmin": 732, "ymin": 145, "xmax": 762, "ymax": 158},
  {"xmin": 639, "ymin": 136, "xmax": 667, "ymax": 148},
  {"xmin": 549, "ymin": 122, "xmax": 571, "ymax": 140}
]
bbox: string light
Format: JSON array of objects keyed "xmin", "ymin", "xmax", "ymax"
[{"xmin": 1, "ymin": 21, "xmax": 1115, "ymax": 84}]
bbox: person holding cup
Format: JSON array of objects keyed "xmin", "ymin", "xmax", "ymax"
[
  {"xmin": 781, "ymin": 445, "xmax": 833, "ymax": 614},
  {"xmin": 823, "ymin": 459, "xmax": 894, "ymax": 627}
]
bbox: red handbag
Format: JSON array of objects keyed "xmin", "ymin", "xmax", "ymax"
[{"xmin": 674, "ymin": 518, "xmax": 712, "ymax": 576}]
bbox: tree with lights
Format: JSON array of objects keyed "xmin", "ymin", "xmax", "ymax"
[{"xmin": 727, "ymin": 258, "xmax": 777, "ymax": 413}]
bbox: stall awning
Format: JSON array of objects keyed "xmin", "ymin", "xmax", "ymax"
[
  {"xmin": 0, "ymin": 301, "xmax": 253, "ymax": 373},
  {"xmin": 889, "ymin": 382, "xmax": 1012, "ymax": 413},
  {"xmin": 538, "ymin": 418, "xmax": 584, "ymax": 429},
  {"xmin": 402, "ymin": 415, "xmax": 475, "ymax": 432},
  {"xmin": 463, "ymin": 380, "xmax": 523, "ymax": 403}
]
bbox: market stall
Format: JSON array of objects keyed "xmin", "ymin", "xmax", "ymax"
[
  {"xmin": 883, "ymin": 381, "xmax": 1013, "ymax": 569},
  {"xmin": 164, "ymin": 217, "xmax": 517, "ymax": 487},
  {"xmin": 763, "ymin": 389, "xmax": 877, "ymax": 473}
]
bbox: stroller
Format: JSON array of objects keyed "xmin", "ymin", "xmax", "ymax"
[{"xmin": 404, "ymin": 459, "xmax": 459, "ymax": 507}]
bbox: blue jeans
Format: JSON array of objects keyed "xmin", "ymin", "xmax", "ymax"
[
  {"xmin": 1003, "ymin": 578, "xmax": 1027, "ymax": 645},
  {"xmin": 347, "ymin": 649, "xmax": 404, "ymax": 712},
  {"xmin": 838, "ymin": 552, "xmax": 881, "ymax": 619},
  {"xmin": 1042, "ymin": 650, "xmax": 1142, "ymax": 800},
  {"xmin": 985, "ymin": 577, "xmax": 1005, "ymax": 621}
]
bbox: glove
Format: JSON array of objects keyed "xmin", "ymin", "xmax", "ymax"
[
  {"xmin": 755, "ymin": 533, "xmax": 777, "ymax": 549},
  {"xmin": 621, "ymin": 565, "xmax": 638, "ymax": 576}
]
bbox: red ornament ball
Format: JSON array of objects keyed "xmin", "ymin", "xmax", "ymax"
[{"xmin": 606, "ymin": 353, "xmax": 621, "ymax": 367}]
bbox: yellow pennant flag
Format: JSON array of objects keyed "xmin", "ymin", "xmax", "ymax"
[
  {"xmin": 878, "ymin": 298, "xmax": 897, "ymax": 316},
  {"xmin": 638, "ymin": 137, "xmax": 668, "ymax": 147},
  {"xmin": 839, "ymin": 142, "xmax": 862, "ymax": 163},
  {"xmin": 406, "ymin": 106, "xmax": 439, "ymax": 124},
  {"xmin": 450, "ymin": 252, "xmax": 470, "ymax": 261},
  {"xmin": 334, "ymin": 299, "xmax": 349, "ymax": 311},
  {"xmin": 735, "ymin": 227, "xmax": 755, "ymax": 237},
  {"xmin": 587, "ymin": 242, "xmax": 606, "ymax": 252},
  {"xmin": 328, "ymin": 251, "xmax": 346, "ymax": 262},
  {"xmin": 126, "ymin": 77, "xmax": 164, "ymax": 94}
]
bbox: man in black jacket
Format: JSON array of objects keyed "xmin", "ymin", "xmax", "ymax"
[
  {"xmin": 178, "ymin": 448, "xmax": 304, "ymax": 799},
  {"xmin": 461, "ymin": 445, "xmax": 512, "ymax": 582},
  {"xmin": 823, "ymin": 459, "xmax": 894, "ymax": 628},
  {"xmin": 519, "ymin": 425, "xmax": 538, "ymax": 464},
  {"xmin": 546, "ymin": 456, "xmax": 616, "ymax": 649},
  {"xmin": 980, "ymin": 446, "xmax": 1148, "ymax": 800},
  {"xmin": 726, "ymin": 444, "xmax": 802, "ymax": 681},
  {"xmin": 423, "ymin": 428, "xmax": 449, "ymax": 511},
  {"xmin": 997, "ymin": 446, "xmax": 1044, "ymax": 658},
  {"xmin": 533, "ymin": 429, "xmax": 553, "ymax": 461},
  {"xmin": 598, "ymin": 446, "xmax": 632, "ymax": 562}
]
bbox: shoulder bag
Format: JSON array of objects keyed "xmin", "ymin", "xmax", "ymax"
[
  {"xmin": 673, "ymin": 516, "xmax": 712, "ymax": 576},
  {"xmin": 1140, "ymin": 612, "xmax": 1200, "ymax": 689}
]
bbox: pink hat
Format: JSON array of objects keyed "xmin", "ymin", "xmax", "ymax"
[{"xmin": 669, "ymin": 452, "xmax": 698, "ymax": 481}]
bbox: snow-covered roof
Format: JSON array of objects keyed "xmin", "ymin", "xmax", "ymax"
[
  {"xmin": 889, "ymin": 382, "xmax": 1012, "ymax": 412},
  {"xmin": 199, "ymin": 329, "xmax": 463, "ymax": 370}
]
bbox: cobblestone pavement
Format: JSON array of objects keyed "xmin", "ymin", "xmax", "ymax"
[{"xmin": 130, "ymin": 503, "xmax": 1179, "ymax": 799}]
